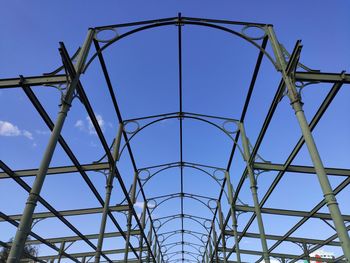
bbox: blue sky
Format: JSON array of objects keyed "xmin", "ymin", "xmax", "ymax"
[{"xmin": 1, "ymin": 1, "xmax": 350, "ymax": 262}]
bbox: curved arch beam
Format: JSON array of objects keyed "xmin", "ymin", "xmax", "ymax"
[
  {"xmin": 166, "ymin": 250, "xmax": 200, "ymax": 262},
  {"xmin": 158, "ymin": 230, "xmax": 207, "ymax": 247},
  {"xmin": 84, "ymin": 18, "xmax": 276, "ymax": 73},
  {"xmin": 163, "ymin": 242, "xmax": 203, "ymax": 255},
  {"xmin": 153, "ymin": 214, "xmax": 211, "ymax": 234},
  {"xmin": 135, "ymin": 163, "xmax": 228, "ymax": 202},
  {"xmin": 118, "ymin": 114, "xmax": 241, "ymax": 159},
  {"xmin": 147, "ymin": 192, "xmax": 216, "ymax": 216}
]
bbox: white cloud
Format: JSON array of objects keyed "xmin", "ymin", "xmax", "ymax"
[
  {"xmin": 87, "ymin": 114, "xmax": 105, "ymax": 134},
  {"xmin": 134, "ymin": 201, "xmax": 155, "ymax": 210},
  {"xmin": 134, "ymin": 201, "xmax": 146, "ymax": 209},
  {"xmin": 0, "ymin": 121, "xmax": 33, "ymax": 140},
  {"xmin": 35, "ymin": 129, "xmax": 50, "ymax": 135},
  {"xmin": 0, "ymin": 121, "xmax": 21, "ymax": 136},
  {"xmin": 22, "ymin": 130, "xmax": 33, "ymax": 140},
  {"xmin": 74, "ymin": 119, "xmax": 84, "ymax": 129},
  {"xmin": 74, "ymin": 114, "xmax": 106, "ymax": 135}
]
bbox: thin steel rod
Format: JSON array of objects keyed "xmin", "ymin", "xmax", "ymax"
[{"xmin": 177, "ymin": 12, "xmax": 185, "ymax": 258}]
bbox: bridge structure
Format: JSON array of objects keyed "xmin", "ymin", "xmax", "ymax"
[{"xmin": 1, "ymin": 14, "xmax": 350, "ymax": 263}]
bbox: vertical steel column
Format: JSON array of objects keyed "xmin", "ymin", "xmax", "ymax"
[
  {"xmin": 217, "ymin": 201, "xmax": 227, "ymax": 263},
  {"xmin": 138, "ymin": 202, "xmax": 147, "ymax": 263},
  {"xmin": 267, "ymin": 25, "xmax": 350, "ymax": 261},
  {"xmin": 205, "ymin": 249, "xmax": 209, "ymax": 263},
  {"xmin": 157, "ymin": 245, "xmax": 161, "ymax": 263},
  {"xmin": 152, "ymin": 240, "xmax": 157, "ymax": 261},
  {"xmin": 302, "ymin": 243, "xmax": 310, "ymax": 263},
  {"xmin": 146, "ymin": 221, "xmax": 153, "ymax": 263},
  {"xmin": 209, "ymin": 236, "xmax": 214, "ymax": 262},
  {"xmin": 6, "ymin": 29, "xmax": 94, "ymax": 263},
  {"xmin": 124, "ymin": 171, "xmax": 138, "ymax": 262},
  {"xmin": 94, "ymin": 123, "xmax": 123, "ymax": 263},
  {"xmin": 239, "ymin": 122, "xmax": 270, "ymax": 263},
  {"xmin": 212, "ymin": 222, "xmax": 219, "ymax": 263},
  {"xmin": 209, "ymin": 238, "xmax": 213, "ymax": 262},
  {"xmin": 224, "ymin": 171, "xmax": 241, "ymax": 263},
  {"xmin": 57, "ymin": 241, "xmax": 66, "ymax": 263}
]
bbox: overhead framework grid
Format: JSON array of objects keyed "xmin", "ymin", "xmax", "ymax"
[{"xmin": 1, "ymin": 14, "xmax": 350, "ymax": 263}]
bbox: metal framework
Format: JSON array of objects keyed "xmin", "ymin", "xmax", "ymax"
[{"xmin": 1, "ymin": 14, "xmax": 350, "ymax": 263}]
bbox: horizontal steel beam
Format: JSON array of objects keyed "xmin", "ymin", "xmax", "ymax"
[
  {"xmin": 234, "ymin": 204, "xmax": 350, "ymax": 221},
  {"xmin": 0, "ymin": 74, "xmax": 67, "ymax": 88},
  {"xmin": 0, "ymin": 205, "xmax": 128, "ymax": 222},
  {"xmin": 0, "ymin": 162, "xmax": 110, "ymax": 179},
  {"xmin": 219, "ymin": 248, "xmax": 335, "ymax": 262},
  {"xmin": 37, "ymin": 247, "xmax": 146, "ymax": 260},
  {"xmin": 253, "ymin": 162, "xmax": 350, "ymax": 176},
  {"xmin": 225, "ymin": 230, "xmax": 341, "ymax": 246},
  {"xmin": 9, "ymin": 230, "xmax": 141, "ymax": 245},
  {"xmin": 294, "ymin": 71, "xmax": 350, "ymax": 83}
]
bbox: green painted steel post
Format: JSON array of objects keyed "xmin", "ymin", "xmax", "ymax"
[
  {"xmin": 57, "ymin": 241, "xmax": 66, "ymax": 263},
  {"xmin": 225, "ymin": 171, "xmax": 242, "ymax": 263},
  {"xmin": 94, "ymin": 123, "xmax": 123, "ymax": 263},
  {"xmin": 267, "ymin": 25, "xmax": 350, "ymax": 262},
  {"xmin": 302, "ymin": 243, "xmax": 310, "ymax": 263},
  {"xmin": 239, "ymin": 122, "xmax": 270, "ymax": 263},
  {"xmin": 146, "ymin": 221, "xmax": 153, "ymax": 263},
  {"xmin": 152, "ymin": 240, "xmax": 157, "ymax": 261},
  {"xmin": 157, "ymin": 245, "xmax": 161, "ymax": 263},
  {"xmin": 212, "ymin": 222, "xmax": 219, "ymax": 263},
  {"xmin": 138, "ymin": 202, "xmax": 147, "ymax": 263},
  {"xmin": 208, "ymin": 238, "xmax": 213, "ymax": 262},
  {"xmin": 6, "ymin": 29, "xmax": 94, "ymax": 263},
  {"xmin": 124, "ymin": 171, "xmax": 138, "ymax": 262},
  {"xmin": 217, "ymin": 201, "xmax": 227, "ymax": 263}
]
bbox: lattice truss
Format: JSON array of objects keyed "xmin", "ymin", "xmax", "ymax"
[{"xmin": 1, "ymin": 15, "xmax": 350, "ymax": 263}]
